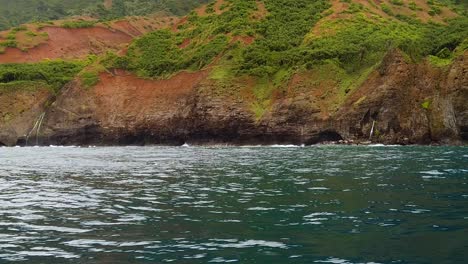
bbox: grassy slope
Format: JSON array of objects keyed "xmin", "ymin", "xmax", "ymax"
[
  {"xmin": 107, "ymin": 0, "xmax": 467, "ymax": 116},
  {"xmin": 116, "ymin": 0, "xmax": 467, "ymax": 76}
]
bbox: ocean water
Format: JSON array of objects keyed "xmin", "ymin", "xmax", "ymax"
[{"xmin": 0, "ymin": 145, "xmax": 467, "ymax": 263}]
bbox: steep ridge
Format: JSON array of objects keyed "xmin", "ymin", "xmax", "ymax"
[
  {"xmin": 0, "ymin": 0, "xmax": 467, "ymax": 146},
  {"xmin": 334, "ymin": 50, "xmax": 467, "ymax": 144}
]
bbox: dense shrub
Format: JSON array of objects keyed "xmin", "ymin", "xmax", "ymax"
[
  {"xmin": 107, "ymin": 0, "xmax": 467, "ymax": 79},
  {"xmin": 0, "ymin": 60, "xmax": 85, "ymax": 91},
  {"xmin": 61, "ymin": 20, "xmax": 96, "ymax": 28},
  {"xmin": 122, "ymin": 29, "xmax": 228, "ymax": 77},
  {"xmin": 2, "ymin": 0, "xmax": 466, "ymax": 86}
]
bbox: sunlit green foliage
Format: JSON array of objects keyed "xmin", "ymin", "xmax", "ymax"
[
  {"xmin": 79, "ymin": 71, "xmax": 100, "ymax": 88},
  {"xmin": 114, "ymin": 0, "xmax": 467, "ymax": 79},
  {"xmin": 114, "ymin": 29, "xmax": 228, "ymax": 77},
  {"xmin": 0, "ymin": 60, "xmax": 85, "ymax": 91},
  {"xmin": 421, "ymin": 99, "xmax": 431, "ymax": 109},
  {"xmin": 239, "ymin": 0, "xmax": 331, "ymax": 76},
  {"xmin": 1, "ymin": 0, "xmax": 467, "ymax": 95},
  {"xmin": 61, "ymin": 20, "xmax": 96, "ymax": 29}
]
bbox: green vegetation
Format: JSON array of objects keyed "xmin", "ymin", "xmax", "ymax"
[
  {"xmin": 61, "ymin": 20, "xmax": 96, "ymax": 29},
  {"xmin": 428, "ymin": 6, "xmax": 442, "ymax": 16},
  {"xmin": 25, "ymin": 31, "xmax": 38, "ymax": 37},
  {"xmin": 0, "ymin": 0, "xmax": 98, "ymax": 30},
  {"xmin": 109, "ymin": 29, "xmax": 228, "ymax": 77},
  {"xmin": 240, "ymin": 0, "xmax": 330, "ymax": 76},
  {"xmin": 0, "ymin": 80, "xmax": 50, "ymax": 92},
  {"xmin": 0, "ymin": 0, "xmax": 467, "ymax": 107},
  {"xmin": 0, "ymin": 0, "xmax": 210, "ymax": 31},
  {"xmin": 408, "ymin": 1, "xmax": 422, "ymax": 11},
  {"xmin": 0, "ymin": 60, "xmax": 86, "ymax": 92},
  {"xmin": 78, "ymin": 56, "xmax": 106, "ymax": 88},
  {"xmin": 100, "ymin": 0, "xmax": 466, "ymax": 98},
  {"xmin": 10, "ymin": 26, "xmax": 27, "ymax": 33},
  {"xmin": 0, "ymin": 40, "xmax": 18, "ymax": 49},
  {"xmin": 111, "ymin": 0, "xmax": 331, "ymax": 78},
  {"xmin": 79, "ymin": 71, "xmax": 100, "ymax": 88},
  {"xmin": 421, "ymin": 99, "xmax": 431, "ymax": 109},
  {"xmin": 427, "ymin": 55, "xmax": 453, "ymax": 67},
  {"xmin": 390, "ymin": 0, "xmax": 404, "ymax": 6},
  {"xmin": 381, "ymin": 4, "xmax": 394, "ymax": 15},
  {"xmin": 84, "ymin": 0, "xmax": 211, "ymax": 20}
]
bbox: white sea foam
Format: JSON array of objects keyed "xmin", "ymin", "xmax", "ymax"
[
  {"xmin": 315, "ymin": 257, "xmax": 381, "ymax": 264},
  {"xmin": 304, "ymin": 212, "xmax": 335, "ymax": 218},
  {"xmin": 270, "ymin": 144, "xmax": 301, "ymax": 148},
  {"xmin": 308, "ymin": 187, "xmax": 330, "ymax": 190}
]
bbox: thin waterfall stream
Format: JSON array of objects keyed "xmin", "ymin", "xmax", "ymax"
[{"xmin": 25, "ymin": 112, "xmax": 45, "ymax": 146}]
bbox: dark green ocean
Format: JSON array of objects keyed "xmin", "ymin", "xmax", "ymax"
[{"xmin": 0, "ymin": 146, "xmax": 467, "ymax": 263}]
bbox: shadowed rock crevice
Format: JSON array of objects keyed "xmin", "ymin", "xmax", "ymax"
[{"xmin": 306, "ymin": 130, "xmax": 343, "ymax": 145}]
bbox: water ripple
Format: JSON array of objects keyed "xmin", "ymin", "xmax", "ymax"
[{"xmin": 0, "ymin": 146, "xmax": 466, "ymax": 263}]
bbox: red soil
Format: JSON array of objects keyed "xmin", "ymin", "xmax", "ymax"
[
  {"xmin": 93, "ymin": 70, "xmax": 209, "ymax": 127},
  {"xmin": 112, "ymin": 20, "xmax": 143, "ymax": 37},
  {"xmin": 195, "ymin": 0, "xmax": 229, "ymax": 17},
  {"xmin": 0, "ymin": 15, "xmax": 177, "ymax": 63},
  {"xmin": 231, "ymin": 35, "xmax": 255, "ymax": 45},
  {"xmin": 112, "ymin": 16, "xmax": 176, "ymax": 36},
  {"xmin": 103, "ymin": 0, "xmax": 113, "ymax": 9},
  {"xmin": 195, "ymin": 5, "xmax": 207, "ymax": 16},
  {"xmin": 0, "ymin": 26, "xmax": 133, "ymax": 63},
  {"xmin": 172, "ymin": 16, "xmax": 188, "ymax": 32},
  {"xmin": 214, "ymin": 0, "xmax": 228, "ymax": 15},
  {"xmin": 117, "ymin": 47, "xmax": 128, "ymax": 56},
  {"xmin": 287, "ymin": 71, "xmax": 340, "ymax": 119},
  {"xmin": 252, "ymin": 1, "xmax": 268, "ymax": 20},
  {"xmin": 179, "ymin": 38, "xmax": 191, "ymax": 49}
]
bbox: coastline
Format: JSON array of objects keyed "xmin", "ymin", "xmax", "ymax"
[{"xmin": 3, "ymin": 139, "xmax": 466, "ymax": 148}]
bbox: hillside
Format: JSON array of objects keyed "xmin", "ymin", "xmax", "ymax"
[
  {"xmin": 0, "ymin": 0, "xmax": 467, "ymax": 146},
  {"xmin": 0, "ymin": 0, "xmax": 209, "ymax": 31}
]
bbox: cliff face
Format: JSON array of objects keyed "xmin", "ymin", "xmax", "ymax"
[
  {"xmin": 0, "ymin": 84, "xmax": 53, "ymax": 146},
  {"xmin": 2, "ymin": 51, "xmax": 466, "ymax": 146},
  {"xmin": 335, "ymin": 51, "xmax": 467, "ymax": 144}
]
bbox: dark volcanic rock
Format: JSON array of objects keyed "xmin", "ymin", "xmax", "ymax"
[
  {"xmin": 0, "ymin": 85, "xmax": 53, "ymax": 146},
  {"xmin": 334, "ymin": 50, "xmax": 467, "ymax": 145},
  {"xmin": 1, "ymin": 51, "xmax": 467, "ymax": 146}
]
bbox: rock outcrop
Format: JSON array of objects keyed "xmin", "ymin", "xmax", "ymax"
[
  {"xmin": 335, "ymin": 51, "xmax": 467, "ymax": 144},
  {"xmin": 0, "ymin": 84, "xmax": 53, "ymax": 146},
  {"xmin": 1, "ymin": 51, "xmax": 467, "ymax": 146}
]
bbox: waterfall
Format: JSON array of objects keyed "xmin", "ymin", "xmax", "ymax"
[
  {"xmin": 26, "ymin": 112, "xmax": 45, "ymax": 146},
  {"xmin": 35, "ymin": 112, "xmax": 46, "ymax": 146},
  {"xmin": 369, "ymin": 120, "xmax": 375, "ymax": 140}
]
